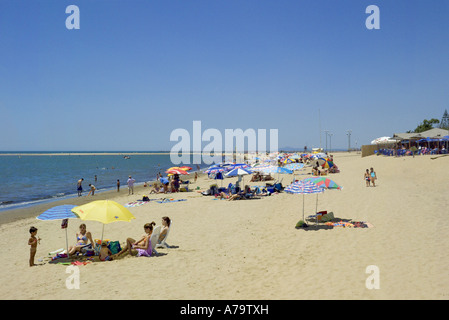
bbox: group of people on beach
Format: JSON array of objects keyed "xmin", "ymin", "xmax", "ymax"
[
  {"xmin": 69, "ymin": 217, "xmax": 171, "ymax": 260},
  {"xmin": 28, "ymin": 217, "xmax": 172, "ymax": 266},
  {"xmin": 364, "ymin": 168, "xmax": 377, "ymax": 187},
  {"xmin": 77, "ymin": 178, "xmax": 98, "ymax": 197},
  {"xmin": 147, "ymin": 172, "xmax": 195, "ymax": 194},
  {"xmin": 76, "ymin": 176, "xmax": 137, "ymax": 197}
]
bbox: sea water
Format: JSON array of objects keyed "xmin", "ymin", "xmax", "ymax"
[{"xmin": 0, "ymin": 152, "xmax": 209, "ymax": 212}]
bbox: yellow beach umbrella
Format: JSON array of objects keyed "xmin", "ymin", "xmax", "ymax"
[
  {"xmin": 72, "ymin": 200, "xmax": 135, "ymax": 243},
  {"xmin": 72, "ymin": 200, "xmax": 135, "ymax": 224}
]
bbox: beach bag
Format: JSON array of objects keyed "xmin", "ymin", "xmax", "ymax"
[
  {"xmin": 84, "ymin": 249, "xmax": 95, "ymax": 256},
  {"xmin": 321, "ymin": 212, "xmax": 334, "ymax": 222},
  {"xmin": 142, "ymin": 195, "xmax": 150, "ymax": 201},
  {"xmin": 108, "ymin": 241, "xmax": 121, "ymax": 255}
]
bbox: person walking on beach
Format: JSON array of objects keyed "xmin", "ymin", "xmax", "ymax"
[
  {"xmin": 127, "ymin": 176, "xmax": 136, "ymax": 195},
  {"xmin": 117, "ymin": 179, "xmax": 120, "ymax": 192},
  {"xmin": 364, "ymin": 169, "xmax": 371, "ymax": 187},
  {"xmin": 77, "ymin": 178, "xmax": 84, "ymax": 196},
  {"xmin": 370, "ymin": 168, "xmax": 377, "ymax": 187},
  {"xmin": 28, "ymin": 226, "xmax": 40, "ymax": 267}
]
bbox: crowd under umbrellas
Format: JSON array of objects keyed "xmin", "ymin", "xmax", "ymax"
[
  {"xmin": 203, "ymin": 151, "xmax": 340, "ymax": 184},
  {"xmin": 201, "ymin": 152, "xmax": 342, "ymax": 224}
]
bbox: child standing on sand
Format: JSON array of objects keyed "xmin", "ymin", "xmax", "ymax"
[
  {"xmin": 28, "ymin": 226, "xmax": 40, "ymax": 267},
  {"xmin": 364, "ymin": 169, "xmax": 371, "ymax": 187}
]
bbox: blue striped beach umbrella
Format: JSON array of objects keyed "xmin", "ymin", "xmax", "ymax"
[
  {"xmin": 226, "ymin": 163, "xmax": 251, "ymax": 171},
  {"xmin": 285, "ymin": 180, "xmax": 324, "ymax": 222},
  {"xmin": 204, "ymin": 167, "xmax": 226, "ymax": 174},
  {"xmin": 250, "ymin": 164, "xmax": 272, "ymax": 172},
  {"xmin": 254, "ymin": 165, "xmax": 293, "ymax": 181},
  {"xmin": 225, "ymin": 167, "xmax": 252, "ymax": 177},
  {"xmin": 254, "ymin": 165, "xmax": 292, "ymax": 174},
  {"xmin": 37, "ymin": 204, "xmax": 78, "ymax": 255},
  {"xmin": 274, "ymin": 167, "xmax": 293, "ymax": 174},
  {"xmin": 284, "ymin": 163, "xmax": 304, "ymax": 171},
  {"xmin": 225, "ymin": 167, "xmax": 252, "ymax": 185},
  {"xmin": 36, "ymin": 204, "xmax": 78, "ymax": 221}
]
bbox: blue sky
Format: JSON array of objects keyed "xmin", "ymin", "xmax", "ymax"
[{"xmin": 0, "ymin": 0, "xmax": 448, "ymax": 151}]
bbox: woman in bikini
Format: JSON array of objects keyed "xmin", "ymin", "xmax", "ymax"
[
  {"xmin": 114, "ymin": 222, "xmax": 156, "ymax": 258},
  {"xmin": 68, "ymin": 223, "xmax": 94, "ymax": 255}
]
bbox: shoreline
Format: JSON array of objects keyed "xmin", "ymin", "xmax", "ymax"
[
  {"xmin": 0, "ymin": 150, "xmax": 357, "ymax": 156},
  {"xmin": 0, "ymin": 172, "xmax": 206, "ymax": 225}
]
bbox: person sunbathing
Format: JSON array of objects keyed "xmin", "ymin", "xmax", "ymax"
[
  {"xmin": 158, "ymin": 217, "xmax": 171, "ymax": 244},
  {"xmin": 216, "ymin": 190, "xmax": 230, "ymax": 199},
  {"xmin": 262, "ymin": 174, "xmax": 274, "ymax": 181},
  {"xmin": 68, "ymin": 224, "xmax": 94, "ymax": 256},
  {"xmin": 228, "ymin": 185, "xmax": 253, "ymax": 201},
  {"xmin": 149, "ymin": 183, "xmax": 161, "ymax": 194},
  {"xmin": 114, "ymin": 222, "xmax": 156, "ymax": 258},
  {"xmin": 228, "ymin": 193, "xmax": 242, "ymax": 201}
]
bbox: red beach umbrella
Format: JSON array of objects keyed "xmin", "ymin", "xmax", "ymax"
[{"xmin": 166, "ymin": 169, "xmax": 189, "ymax": 175}]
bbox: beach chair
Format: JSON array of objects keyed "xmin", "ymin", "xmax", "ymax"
[
  {"xmin": 156, "ymin": 220, "xmax": 172, "ymax": 249},
  {"xmin": 150, "ymin": 225, "xmax": 161, "ymax": 255}
]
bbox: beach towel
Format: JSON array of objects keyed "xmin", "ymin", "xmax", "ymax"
[
  {"xmin": 51, "ymin": 253, "xmax": 68, "ymax": 260},
  {"xmin": 156, "ymin": 199, "xmax": 187, "ymax": 204},
  {"xmin": 71, "ymin": 261, "xmax": 92, "ymax": 266},
  {"xmin": 124, "ymin": 201, "xmax": 150, "ymax": 208},
  {"xmin": 324, "ymin": 221, "xmax": 374, "ymax": 228}
]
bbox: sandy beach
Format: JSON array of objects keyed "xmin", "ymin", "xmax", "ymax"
[{"xmin": 1, "ymin": 152, "xmax": 448, "ymax": 300}]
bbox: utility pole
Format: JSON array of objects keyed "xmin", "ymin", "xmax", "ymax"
[
  {"xmin": 319, "ymin": 109, "xmax": 322, "ymax": 150},
  {"xmin": 329, "ymin": 133, "xmax": 333, "ymax": 153},
  {"xmin": 324, "ymin": 130, "xmax": 329, "ymax": 153},
  {"xmin": 346, "ymin": 130, "xmax": 352, "ymax": 152}
]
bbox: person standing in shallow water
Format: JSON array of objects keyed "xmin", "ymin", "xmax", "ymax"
[{"xmin": 77, "ymin": 178, "xmax": 84, "ymax": 196}]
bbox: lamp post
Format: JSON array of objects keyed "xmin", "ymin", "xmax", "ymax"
[
  {"xmin": 346, "ymin": 130, "xmax": 352, "ymax": 151},
  {"xmin": 329, "ymin": 133, "xmax": 333, "ymax": 153}
]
